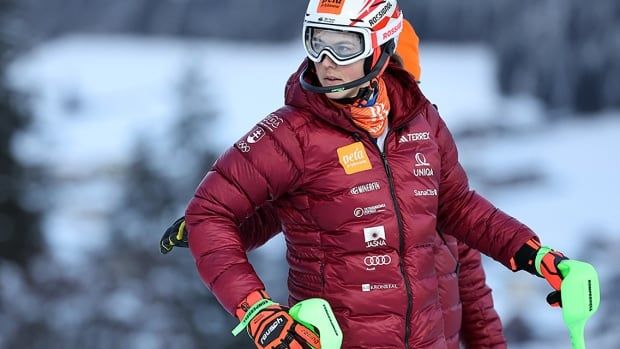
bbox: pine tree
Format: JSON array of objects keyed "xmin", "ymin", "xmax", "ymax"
[{"xmin": 0, "ymin": 0, "xmax": 42, "ymax": 268}]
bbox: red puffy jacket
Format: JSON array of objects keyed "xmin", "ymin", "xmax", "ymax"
[
  {"xmin": 237, "ymin": 203, "xmax": 505, "ymax": 348},
  {"xmin": 186, "ymin": 61, "xmax": 534, "ymax": 348}
]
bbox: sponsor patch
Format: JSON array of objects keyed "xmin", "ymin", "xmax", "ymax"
[
  {"xmin": 399, "ymin": 132, "xmax": 430, "ymax": 143},
  {"xmin": 259, "ymin": 114, "xmax": 283, "ymax": 131},
  {"xmin": 363, "ymin": 226, "xmax": 387, "ymax": 248},
  {"xmin": 317, "ymin": 0, "xmax": 344, "ymax": 15},
  {"xmin": 247, "ymin": 126, "xmax": 265, "ymax": 144},
  {"xmin": 368, "ymin": 2, "xmax": 392, "ymax": 26},
  {"xmin": 361, "ymin": 283, "xmax": 398, "ymax": 292},
  {"xmin": 413, "ymin": 152, "xmax": 434, "ymax": 177},
  {"xmin": 337, "ymin": 142, "xmax": 372, "ymax": 175},
  {"xmin": 414, "ymin": 188, "xmax": 438, "ymax": 197},
  {"xmin": 364, "ymin": 255, "xmax": 392, "ymax": 270},
  {"xmin": 382, "ymin": 20, "xmax": 402, "ymax": 41},
  {"xmin": 354, "ymin": 203, "xmax": 386, "ymax": 217},
  {"xmin": 350, "ymin": 181, "xmax": 381, "ymax": 195},
  {"xmin": 236, "ymin": 140, "xmax": 251, "ymax": 153}
]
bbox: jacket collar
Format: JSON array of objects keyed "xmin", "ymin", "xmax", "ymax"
[{"xmin": 284, "ymin": 59, "xmax": 429, "ymax": 134}]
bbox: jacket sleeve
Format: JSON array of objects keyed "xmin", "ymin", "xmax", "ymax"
[
  {"xmin": 430, "ymin": 104, "xmax": 537, "ymax": 267},
  {"xmin": 457, "ymin": 242, "xmax": 506, "ymax": 348},
  {"xmin": 239, "ymin": 203, "xmax": 282, "ymax": 252},
  {"xmin": 185, "ymin": 111, "xmax": 303, "ymax": 315}
]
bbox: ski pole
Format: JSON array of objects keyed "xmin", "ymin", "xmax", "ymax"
[{"xmin": 558, "ymin": 260, "xmax": 600, "ymax": 349}]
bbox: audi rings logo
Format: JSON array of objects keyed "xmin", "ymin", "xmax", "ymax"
[{"xmin": 364, "ymin": 255, "xmax": 391, "ymax": 270}]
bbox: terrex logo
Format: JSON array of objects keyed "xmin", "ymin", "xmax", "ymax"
[
  {"xmin": 337, "ymin": 142, "xmax": 372, "ymax": 175},
  {"xmin": 317, "ymin": 0, "xmax": 344, "ymax": 15},
  {"xmin": 368, "ymin": 2, "xmax": 392, "ymax": 26},
  {"xmin": 399, "ymin": 132, "xmax": 430, "ymax": 143}
]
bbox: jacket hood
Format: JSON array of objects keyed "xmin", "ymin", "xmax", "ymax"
[{"xmin": 284, "ymin": 58, "xmax": 429, "ymax": 133}]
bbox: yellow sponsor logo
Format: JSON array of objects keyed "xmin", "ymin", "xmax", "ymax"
[{"xmin": 337, "ymin": 142, "xmax": 372, "ymax": 175}]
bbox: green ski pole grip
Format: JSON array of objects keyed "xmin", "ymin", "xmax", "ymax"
[
  {"xmin": 289, "ymin": 298, "xmax": 343, "ymax": 349},
  {"xmin": 558, "ymin": 260, "xmax": 600, "ymax": 349}
]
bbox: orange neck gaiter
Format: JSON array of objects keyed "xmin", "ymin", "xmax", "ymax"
[{"xmin": 348, "ymin": 78, "xmax": 390, "ymax": 138}]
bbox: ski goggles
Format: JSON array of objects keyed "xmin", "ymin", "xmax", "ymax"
[{"xmin": 303, "ymin": 25, "xmax": 374, "ymax": 66}]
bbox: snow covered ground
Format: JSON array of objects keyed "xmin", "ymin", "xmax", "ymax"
[{"xmin": 9, "ymin": 35, "xmax": 619, "ymax": 347}]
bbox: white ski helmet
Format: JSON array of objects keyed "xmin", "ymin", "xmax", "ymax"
[{"xmin": 300, "ymin": 0, "xmax": 403, "ymax": 93}]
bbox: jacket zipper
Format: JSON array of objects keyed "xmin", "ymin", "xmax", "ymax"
[{"xmin": 354, "ymin": 131, "xmax": 413, "ymax": 349}]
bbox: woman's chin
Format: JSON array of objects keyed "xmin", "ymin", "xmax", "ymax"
[{"xmin": 324, "ymin": 86, "xmax": 360, "ymax": 100}]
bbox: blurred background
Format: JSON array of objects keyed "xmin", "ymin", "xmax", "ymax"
[{"xmin": 0, "ymin": 0, "xmax": 619, "ymax": 348}]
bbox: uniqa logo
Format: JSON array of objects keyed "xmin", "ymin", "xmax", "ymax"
[{"xmin": 413, "ymin": 152, "xmax": 433, "ymax": 177}]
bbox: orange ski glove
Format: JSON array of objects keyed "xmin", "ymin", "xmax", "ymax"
[
  {"xmin": 232, "ymin": 290, "xmax": 321, "ymax": 349},
  {"xmin": 510, "ymin": 238, "xmax": 569, "ymax": 307}
]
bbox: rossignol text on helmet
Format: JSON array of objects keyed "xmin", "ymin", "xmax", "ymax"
[{"xmin": 300, "ymin": 0, "xmax": 403, "ymax": 93}]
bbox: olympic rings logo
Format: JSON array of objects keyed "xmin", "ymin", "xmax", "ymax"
[
  {"xmin": 364, "ymin": 255, "xmax": 392, "ymax": 267},
  {"xmin": 237, "ymin": 141, "xmax": 251, "ymax": 153}
]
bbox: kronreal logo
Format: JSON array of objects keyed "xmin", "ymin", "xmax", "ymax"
[
  {"xmin": 350, "ymin": 182, "xmax": 381, "ymax": 195},
  {"xmin": 361, "ymin": 283, "xmax": 398, "ymax": 292},
  {"xmin": 399, "ymin": 132, "xmax": 430, "ymax": 143},
  {"xmin": 414, "ymin": 188, "xmax": 438, "ymax": 197},
  {"xmin": 368, "ymin": 2, "xmax": 392, "ymax": 26},
  {"xmin": 354, "ymin": 203, "xmax": 386, "ymax": 218},
  {"xmin": 363, "ymin": 226, "xmax": 387, "ymax": 248}
]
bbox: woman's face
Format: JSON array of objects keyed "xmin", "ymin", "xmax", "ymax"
[{"xmin": 315, "ymin": 56, "xmax": 368, "ymax": 100}]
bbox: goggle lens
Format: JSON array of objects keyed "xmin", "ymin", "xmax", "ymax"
[{"xmin": 305, "ymin": 27, "xmax": 365, "ymax": 63}]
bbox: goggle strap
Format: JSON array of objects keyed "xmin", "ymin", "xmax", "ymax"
[{"xmin": 299, "ymin": 40, "xmax": 394, "ymax": 94}]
